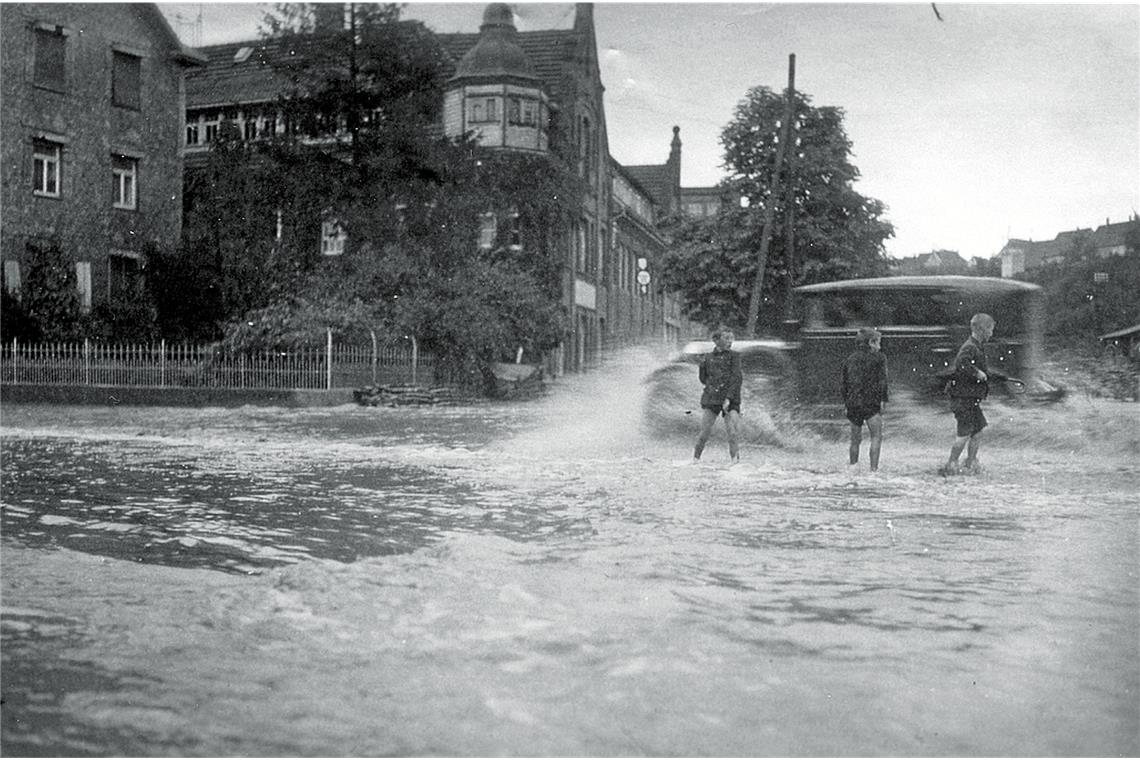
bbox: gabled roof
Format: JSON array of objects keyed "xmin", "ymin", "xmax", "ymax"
[
  {"xmin": 623, "ymin": 164, "xmax": 673, "ymax": 209},
  {"xmin": 186, "ymin": 40, "xmax": 291, "ymax": 108},
  {"xmin": 138, "ymin": 4, "xmax": 208, "ymax": 66},
  {"xmin": 186, "ymin": 25, "xmax": 579, "ymax": 110},
  {"xmin": 1092, "ymin": 219, "xmax": 1137, "ymax": 248}
]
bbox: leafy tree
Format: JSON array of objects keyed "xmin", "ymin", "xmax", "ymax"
[
  {"xmin": 175, "ymin": 3, "xmax": 579, "ymax": 390},
  {"xmin": 970, "ymin": 256, "xmax": 1002, "ymax": 277},
  {"xmin": 19, "ymin": 238, "xmax": 83, "ymax": 342},
  {"xmin": 1020, "ymin": 233, "xmax": 1140, "ymax": 344},
  {"xmin": 661, "ymin": 86, "xmax": 893, "ymax": 332}
]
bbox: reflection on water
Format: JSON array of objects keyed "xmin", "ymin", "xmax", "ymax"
[{"xmin": 2, "ymin": 349, "xmax": 1138, "ymax": 756}]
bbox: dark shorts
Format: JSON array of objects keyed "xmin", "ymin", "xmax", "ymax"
[
  {"xmin": 845, "ymin": 403, "xmax": 881, "ymax": 426},
  {"xmin": 702, "ymin": 399, "xmax": 741, "ymax": 416},
  {"xmin": 951, "ymin": 398, "xmax": 987, "ymax": 437}
]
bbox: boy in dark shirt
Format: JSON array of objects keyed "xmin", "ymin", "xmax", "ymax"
[
  {"xmin": 692, "ymin": 328, "xmax": 743, "ymax": 463},
  {"xmin": 941, "ymin": 313, "xmax": 996, "ymax": 475},
  {"xmin": 841, "ymin": 327, "xmax": 889, "ymax": 472}
]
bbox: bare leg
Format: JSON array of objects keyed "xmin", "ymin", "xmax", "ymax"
[
  {"xmin": 963, "ymin": 430, "xmax": 983, "ymax": 468},
  {"xmin": 866, "ymin": 414, "xmax": 883, "ymax": 471},
  {"xmin": 848, "ymin": 423, "xmax": 862, "ymax": 465},
  {"xmin": 693, "ymin": 408, "xmax": 718, "ymax": 460},
  {"xmin": 725, "ymin": 410, "xmax": 741, "ymax": 461},
  {"xmin": 947, "ymin": 435, "xmax": 970, "ymax": 468}
]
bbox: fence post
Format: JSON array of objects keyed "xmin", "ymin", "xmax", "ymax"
[
  {"xmin": 326, "ymin": 328, "xmax": 333, "ymax": 390},
  {"xmin": 10, "ymin": 337, "xmax": 16, "ymax": 384},
  {"xmin": 370, "ymin": 329, "xmax": 378, "ymax": 386},
  {"xmin": 159, "ymin": 339, "xmax": 166, "ymax": 387},
  {"xmin": 84, "ymin": 338, "xmax": 90, "ymax": 386},
  {"xmin": 410, "ymin": 335, "xmax": 418, "ymax": 386}
]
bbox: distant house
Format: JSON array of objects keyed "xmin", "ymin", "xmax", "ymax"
[
  {"xmin": 999, "ymin": 217, "xmax": 1137, "ymax": 277},
  {"xmin": 891, "ymin": 249, "xmax": 967, "ymax": 276},
  {"xmin": 0, "ymin": 3, "xmax": 205, "ymax": 310},
  {"xmin": 1091, "ymin": 218, "xmax": 1136, "ymax": 258}
]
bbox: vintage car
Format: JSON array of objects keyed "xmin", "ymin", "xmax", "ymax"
[{"xmin": 643, "ymin": 276, "xmax": 1064, "ymax": 429}]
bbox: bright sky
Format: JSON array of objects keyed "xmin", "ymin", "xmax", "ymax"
[{"xmin": 159, "ymin": 2, "xmax": 1140, "ymax": 260}]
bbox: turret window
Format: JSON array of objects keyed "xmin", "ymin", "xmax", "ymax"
[
  {"xmin": 469, "ymin": 97, "xmax": 500, "ymax": 124},
  {"xmin": 508, "ymin": 97, "xmax": 538, "ymax": 126}
]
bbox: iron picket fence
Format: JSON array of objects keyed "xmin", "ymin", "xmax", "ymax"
[{"xmin": 0, "ymin": 336, "xmax": 447, "ymax": 391}]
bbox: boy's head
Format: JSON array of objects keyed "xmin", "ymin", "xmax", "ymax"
[
  {"xmin": 711, "ymin": 328, "xmax": 735, "ymax": 350},
  {"xmin": 970, "ymin": 313, "xmax": 995, "ymax": 341},
  {"xmin": 856, "ymin": 327, "xmax": 882, "ymax": 351}
]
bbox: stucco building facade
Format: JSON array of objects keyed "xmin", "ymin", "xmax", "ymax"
[{"xmin": 0, "ymin": 3, "xmax": 203, "ymax": 310}]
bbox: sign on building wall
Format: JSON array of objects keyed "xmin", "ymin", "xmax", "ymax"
[{"xmin": 574, "ymin": 278, "xmax": 596, "ymax": 310}]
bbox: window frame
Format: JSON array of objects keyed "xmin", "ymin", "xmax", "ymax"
[
  {"xmin": 32, "ymin": 139, "xmax": 62, "ymax": 198},
  {"xmin": 111, "ymin": 49, "xmax": 142, "ymax": 110},
  {"xmin": 320, "ymin": 217, "xmax": 347, "ymax": 256},
  {"xmin": 478, "ymin": 212, "xmax": 497, "ymax": 250},
  {"xmin": 107, "ymin": 251, "xmax": 142, "ymax": 302},
  {"xmin": 112, "ymin": 154, "xmax": 138, "ymax": 210},
  {"xmin": 32, "ymin": 25, "xmax": 67, "ymax": 91}
]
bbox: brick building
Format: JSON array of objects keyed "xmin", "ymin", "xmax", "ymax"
[
  {"xmin": 181, "ymin": 3, "xmax": 696, "ymax": 372},
  {"xmin": 0, "ymin": 3, "xmax": 204, "ymax": 310}
]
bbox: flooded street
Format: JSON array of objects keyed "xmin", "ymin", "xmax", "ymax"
[{"xmin": 2, "ymin": 350, "xmax": 1138, "ymax": 756}]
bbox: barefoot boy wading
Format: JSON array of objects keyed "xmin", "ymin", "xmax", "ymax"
[
  {"xmin": 841, "ymin": 327, "xmax": 889, "ymax": 471},
  {"xmin": 943, "ymin": 313, "xmax": 996, "ymax": 475},
  {"xmin": 693, "ymin": 328, "xmax": 743, "ymax": 463}
]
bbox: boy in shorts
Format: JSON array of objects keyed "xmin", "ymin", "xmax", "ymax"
[
  {"xmin": 841, "ymin": 327, "xmax": 889, "ymax": 471},
  {"xmin": 692, "ymin": 328, "xmax": 743, "ymax": 463},
  {"xmin": 941, "ymin": 313, "xmax": 996, "ymax": 475}
]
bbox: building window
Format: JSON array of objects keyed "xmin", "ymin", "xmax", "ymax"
[
  {"xmin": 508, "ymin": 97, "xmax": 537, "ymax": 126},
  {"xmin": 3, "ymin": 261, "xmax": 22, "ymax": 297},
  {"xmin": 186, "ymin": 120, "xmax": 199, "ymax": 145},
  {"xmin": 112, "ymin": 51, "xmax": 141, "ymax": 110},
  {"xmin": 263, "ymin": 114, "xmax": 277, "ymax": 137},
  {"xmin": 32, "ymin": 139, "xmax": 61, "ymax": 197},
  {"xmin": 320, "ymin": 218, "xmax": 346, "ymax": 256},
  {"xmin": 33, "ymin": 26, "xmax": 66, "ymax": 90},
  {"xmin": 204, "ymin": 114, "xmax": 220, "ymax": 143},
  {"xmin": 112, "ymin": 155, "xmax": 137, "ymax": 209},
  {"xmin": 243, "ymin": 115, "xmax": 258, "ymax": 140},
  {"xmin": 469, "ymin": 97, "xmax": 499, "ymax": 124},
  {"xmin": 478, "ymin": 212, "xmax": 497, "ymax": 250},
  {"xmin": 108, "ymin": 252, "xmax": 141, "ymax": 301},
  {"xmin": 507, "ymin": 210, "xmax": 522, "ymax": 250},
  {"xmin": 75, "ymin": 261, "xmax": 92, "ymax": 313}
]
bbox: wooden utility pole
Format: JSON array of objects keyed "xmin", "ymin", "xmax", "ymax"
[{"xmin": 745, "ymin": 53, "xmax": 796, "ymax": 337}]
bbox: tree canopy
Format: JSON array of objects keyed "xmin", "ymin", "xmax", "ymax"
[
  {"xmin": 660, "ymin": 85, "xmax": 894, "ymax": 333},
  {"xmin": 169, "ymin": 3, "xmax": 579, "ymax": 388}
]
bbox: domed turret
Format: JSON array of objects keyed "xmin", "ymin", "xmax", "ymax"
[
  {"xmin": 452, "ymin": 3, "xmax": 538, "ymax": 83},
  {"xmin": 442, "ymin": 3, "xmax": 550, "ymax": 153}
]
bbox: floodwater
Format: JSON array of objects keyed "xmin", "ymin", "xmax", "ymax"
[{"xmin": 2, "ymin": 349, "xmax": 1138, "ymax": 757}]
